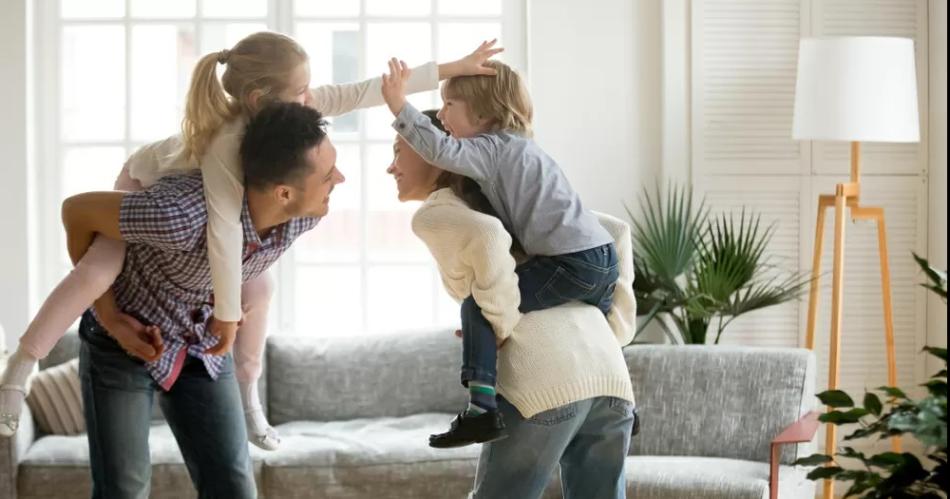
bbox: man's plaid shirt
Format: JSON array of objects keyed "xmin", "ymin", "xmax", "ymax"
[{"xmin": 105, "ymin": 172, "xmax": 319, "ymax": 390}]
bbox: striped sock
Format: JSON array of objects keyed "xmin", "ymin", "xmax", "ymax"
[{"xmin": 466, "ymin": 381, "xmax": 497, "ymax": 416}]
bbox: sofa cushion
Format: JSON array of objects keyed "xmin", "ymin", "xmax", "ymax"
[
  {"xmin": 16, "ymin": 423, "xmax": 266, "ymax": 499},
  {"xmin": 624, "ymin": 345, "xmax": 816, "ymax": 464},
  {"xmin": 263, "ymin": 414, "xmax": 480, "ymax": 498},
  {"xmin": 26, "ymin": 358, "xmax": 84, "ymax": 435},
  {"xmin": 267, "ymin": 330, "xmax": 467, "ymax": 424},
  {"xmin": 624, "ymin": 456, "xmax": 814, "ymax": 499}
]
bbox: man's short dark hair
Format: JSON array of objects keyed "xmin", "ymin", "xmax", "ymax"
[{"xmin": 241, "ymin": 102, "xmax": 328, "ymax": 190}]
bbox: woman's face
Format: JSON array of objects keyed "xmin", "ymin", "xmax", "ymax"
[{"xmin": 386, "ymin": 136, "xmax": 441, "ymax": 202}]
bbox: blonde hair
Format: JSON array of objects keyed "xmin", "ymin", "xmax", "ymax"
[
  {"xmin": 442, "ymin": 60, "xmax": 533, "ymax": 137},
  {"xmin": 182, "ymin": 31, "xmax": 309, "ymax": 160}
]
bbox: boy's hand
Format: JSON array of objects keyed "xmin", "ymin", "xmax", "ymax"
[
  {"xmin": 205, "ymin": 317, "xmax": 241, "ymax": 356},
  {"xmin": 439, "ymin": 39, "xmax": 505, "ymax": 79},
  {"xmin": 382, "ymin": 58, "xmax": 411, "ymax": 116}
]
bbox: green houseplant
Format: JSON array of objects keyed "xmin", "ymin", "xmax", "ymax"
[
  {"xmin": 627, "ymin": 184, "xmax": 809, "ymax": 344},
  {"xmin": 794, "ymin": 254, "xmax": 947, "ymax": 498}
]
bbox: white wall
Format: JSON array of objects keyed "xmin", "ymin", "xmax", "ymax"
[
  {"xmin": 0, "ymin": 0, "xmax": 33, "ymax": 353},
  {"xmin": 928, "ymin": 0, "xmax": 947, "ymax": 375},
  {"xmin": 526, "ymin": 0, "xmax": 662, "ymax": 219}
]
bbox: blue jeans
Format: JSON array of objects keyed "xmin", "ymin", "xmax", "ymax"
[
  {"xmin": 78, "ymin": 312, "xmax": 256, "ymax": 499},
  {"xmin": 461, "ymin": 243, "xmax": 619, "ymax": 386},
  {"xmin": 471, "ymin": 396, "xmax": 634, "ymax": 499}
]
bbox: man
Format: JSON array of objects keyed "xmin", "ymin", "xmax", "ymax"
[{"xmin": 61, "ymin": 102, "xmax": 343, "ymax": 498}]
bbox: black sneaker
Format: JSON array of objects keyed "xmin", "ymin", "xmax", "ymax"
[{"xmin": 429, "ymin": 411, "xmax": 507, "ymax": 448}]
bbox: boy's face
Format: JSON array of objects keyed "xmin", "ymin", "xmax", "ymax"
[{"xmin": 437, "ymin": 87, "xmax": 491, "ymax": 138}]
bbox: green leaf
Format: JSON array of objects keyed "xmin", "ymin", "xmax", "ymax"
[
  {"xmin": 817, "ymin": 390, "xmax": 855, "ymax": 408},
  {"xmin": 923, "ymin": 379, "xmax": 947, "ymax": 397},
  {"xmin": 806, "ymin": 466, "xmax": 844, "ymax": 480},
  {"xmin": 864, "ymin": 392, "xmax": 883, "ymax": 416},
  {"xmin": 794, "ymin": 454, "xmax": 833, "ymax": 466},
  {"xmin": 877, "ymin": 386, "xmax": 908, "ymax": 400},
  {"xmin": 820, "ymin": 408, "xmax": 869, "ymax": 425},
  {"xmin": 922, "ymin": 346, "xmax": 948, "ymax": 362},
  {"xmin": 868, "ymin": 452, "xmax": 906, "ymax": 468}
]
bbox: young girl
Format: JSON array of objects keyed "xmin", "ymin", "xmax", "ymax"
[
  {"xmin": 0, "ymin": 32, "xmax": 503, "ymax": 449},
  {"xmin": 382, "ymin": 59, "xmax": 619, "ymax": 447}
]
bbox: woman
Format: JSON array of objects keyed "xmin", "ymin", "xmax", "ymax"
[{"xmin": 387, "ymin": 110, "xmax": 638, "ymax": 499}]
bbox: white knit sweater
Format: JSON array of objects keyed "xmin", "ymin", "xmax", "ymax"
[{"xmin": 412, "ymin": 188, "xmax": 636, "ymax": 418}]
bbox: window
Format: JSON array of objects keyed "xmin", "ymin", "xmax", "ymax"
[{"xmin": 35, "ymin": 0, "xmax": 525, "ymax": 336}]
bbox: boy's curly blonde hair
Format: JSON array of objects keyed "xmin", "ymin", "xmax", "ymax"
[{"xmin": 442, "ymin": 60, "xmax": 533, "ymax": 137}]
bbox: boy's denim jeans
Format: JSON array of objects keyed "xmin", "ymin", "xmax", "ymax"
[
  {"xmin": 471, "ymin": 395, "xmax": 634, "ymax": 499},
  {"xmin": 461, "ymin": 243, "xmax": 619, "ymax": 386},
  {"xmin": 78, "ymin": 312, "xmax": 257, "ymax": 499}
]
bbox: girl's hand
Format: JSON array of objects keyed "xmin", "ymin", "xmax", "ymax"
[
  {"xmin": 439, "ymin": 39, "xmax": 505, "ymax": 79},
  {"xmin": 205, "ymin": 317, "xmax": 241, "ymax": 356},
  {"xmin": 382, "ymin": 58, "xmax": 411, "ymax": 116}
]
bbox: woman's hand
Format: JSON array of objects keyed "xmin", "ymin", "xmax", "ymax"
[
  {"xmin": 382, "ymin": 58, "xmax": 411, "ymax": 116},
  {"xmin": 439, "ymin": 39, "xmax": 505, "ymax": 79}
]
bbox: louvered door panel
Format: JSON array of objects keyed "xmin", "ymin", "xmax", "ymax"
[{"xmin": 692, "ymin": 0, "xmax": 807, "ymax": 175}]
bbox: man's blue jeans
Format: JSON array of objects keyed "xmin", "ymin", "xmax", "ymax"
[
  {"xmin": 78, "ymin": 311, "xmax": 256, "ymax": 499},
  {"xmin": 461, "ymin": 243, "xmax": 619, "ymax": 386},
  {"xmin": 471, "ymin": 395, "xmax": 635, "ymax": 499}
]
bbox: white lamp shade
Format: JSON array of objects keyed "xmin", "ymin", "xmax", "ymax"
[{"xmin": 792, "ymin": 37, "xmax": 920, "ymax": 143}]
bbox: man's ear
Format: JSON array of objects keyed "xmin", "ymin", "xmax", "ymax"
[{"xmin": 274, "ymin": 185, "xmax": 293, "ymax": 205}]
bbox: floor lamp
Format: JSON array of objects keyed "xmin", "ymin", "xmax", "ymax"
[{"xmin": 792, "ymin": 37, "xmax": 920, "ymax": 499}]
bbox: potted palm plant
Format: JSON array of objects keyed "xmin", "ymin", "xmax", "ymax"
[{"xmin": 627, "ymin": 184, "xmax": 809, "ymax": 344}]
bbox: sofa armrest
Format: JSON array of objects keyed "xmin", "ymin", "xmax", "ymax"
[
  {"xmin": 769, "ymin": 410, "xmax": 820, "ymax": 499},
  {"xmin": 0, "ymin": 403, "xmax": 36, "ymax": 499}
]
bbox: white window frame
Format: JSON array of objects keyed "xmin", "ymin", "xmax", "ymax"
[{"xmin": 33, "ymin": 0, "xmax": 526, "ymax": 335}]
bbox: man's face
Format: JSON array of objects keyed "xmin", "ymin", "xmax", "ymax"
[{"xmin": 283, "ymin": 138, "xmax": 344, "ymax": 218}]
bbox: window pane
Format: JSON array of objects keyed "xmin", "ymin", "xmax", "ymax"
[
  {"xmin": 61, "ymin": 147, "xmax": 127, "ymax": 201},
  {"xmin": 130, "ymin": 0, "xmax": 196, "ymax": 18},
  {"xmin": 200, "ymin": 23, "xmax": 268, "ymax": 53},
  {"xmin": 294, "ymin": 0, "xmax": 360, "ymax": 18},
  {"xmin": 365, "ymin": 144, "xmax": 432, "ymax": 263},
  {"xmin": 131, "ymin": 25, "xmax": 197, "ymax": 141},
  {"xmin": 294, "ymin": 266, "xmax": 362, "ymax": 335},
  {"xmin": 61, "ymin": 0, "xmax": 123, "ymax": 19},
  {"xmin": 365, "ymin": 23, "xmax": 432, "ymax": 139},
  {"xmin": 366, "ymin": 265, "xmax": 435, "ymax": 333},
  {"xmin": 295, "ymin": 22, "xmax": 360, "ymax": 133},
  {"xmin": 366, "ymin": 0, "xmax": 429, "ymax": 17},
  {"xmin": 437, "ymin": 23, "xmax": 502, "ymax": 62},
  {"xmin": 366, "ymin": 23, "xmax": 431, "ymax": 76},
  {"xmin": 293, "ymin": 145, "xmax": 360, "ymax": 263},
  {"xmin": 62, "ymin": 26, "xmax": 125, "ymax": 141},
  {"xmin": 438, "ymin": 0, "xmax": 501, "ymax": 16},
  {"xmin": 435, "ymin": 285, "xmax": 462, "ymax": 326},
  {"xmin": 202, "ymin": 0, "xmax": 266, "ymax": 18}
]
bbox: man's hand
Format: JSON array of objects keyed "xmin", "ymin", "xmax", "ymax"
[
  {"xmin": 438, "ymin": 39, "xmax": 505, "ymax": 79},
  {"xmin": 382, "ymin": 58, "xmax": 411, "ymax": 116},
  {"xmin": 205, "ymin": 317, "xmax": 240, "ymax": 356},
  {"xmin": 100, "ymin": 311, "xmax": 164, "ymax": 363}
]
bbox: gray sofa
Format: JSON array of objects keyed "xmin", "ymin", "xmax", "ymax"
[{"xmin": 1, "ymin": 329, "xmax": 818, "ymax": 499}]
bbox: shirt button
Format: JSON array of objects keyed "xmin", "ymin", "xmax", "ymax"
[
  {"xmin": 398, "ymin": 123, "xmax": 406, "ymax": 129},
  {"xmin": 191, "ymin": 309, "xmax": 204, "ymax": 323}
]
